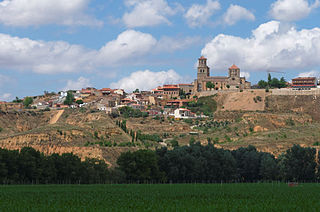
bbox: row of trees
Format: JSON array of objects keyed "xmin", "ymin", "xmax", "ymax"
[
  {"xmin": 1, "ymin": 144, "xmax": 318, "ymax": 184},
  {"xmin": 258, "ymin": 74, "xmax": 287, "ymax": 89},
  {"xmin": 0, "ymin": 147, "xmax": 110, "ymax": 184},
  {"xmin": 117, "ymin": 144, "xmax": 320, "ymax": 183}
]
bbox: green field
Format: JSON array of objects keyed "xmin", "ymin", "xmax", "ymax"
[{"xmin": 0, "ymin": 183, "xmax": 319, "ymax": 211}]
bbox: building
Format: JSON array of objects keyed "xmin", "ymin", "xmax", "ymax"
[
  {"xmin": 194, "ymin": 56, "xmax": 251, "ymax": 92},
  {"xmin": 174, "ymin": 108, "xmax": 193, "ymax": 119},
  {"xmin": 292, "ymin": 77, "xmax": 317, "ymax": 90},
  {"xmin": 178, "ymin": 84, "xmax": 194, "ymax": 95},
  {"xmin": 152, "ymin": 84, "xmax": 180, "ymax": 99}
]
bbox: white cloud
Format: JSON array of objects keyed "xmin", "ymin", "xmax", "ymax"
[
  {"xmin": 123, "ymin": 0, "xmax": 179, "ymax": 28},
  {"xmin": 298, "ymin": 70, "xmax": 320, "ymax": 77},
  {"xmin": 184, "ymin": 0, "xmax": 220, "ymax": 27},
  {"xmin": 98, "ymin": 30, "xmax": 157, "ymax": 64},
  {"xmin": 0, "ymin": 0, "xmax": 102, "ymax": 27},
  {"xmin": 63, "ymin": 77, "xmax": 91, "ymax": 91},
  {"xmin": 223, "ymin": 5, "xmax": 255, "ymax": 26},
  {"xmin": 0, "ymin": 93, "xmax": 12, "ymax": 101},
  {"xmin": 201, "ymin": 21, "xmax": 320, "ymax": 72},
  {"xmin": 0, "ymin": 33, "xmax": 95, "ymax": 74},
  {"xmin": 110, "ymin": 69, "xmax": 184, "ymax": 92},
  {"xmin": 240, "ymin": 72, "xmax": 250, "ymax": 80},
  {"xmin": 0, "ymin": 30, "xmax": 197, "ymax": 74},
  {"xmin": 269, "ymin": 0, "xmax": 320, "ymax": 22}
]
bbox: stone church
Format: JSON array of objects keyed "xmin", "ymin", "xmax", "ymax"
[{"xmin": 194, "ymin": 56, "xmax": 251, "ymax": 92}]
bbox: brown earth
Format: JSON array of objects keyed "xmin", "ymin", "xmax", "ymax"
[
  {"xmin": 1, "ymin": 91, "xmax": 320, "ymax": 165},
  {"xmin": 215, "ymin": 90, "xmax": 267, "ymax": 111}
]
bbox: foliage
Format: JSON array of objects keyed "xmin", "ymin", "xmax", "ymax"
[
  {"xmin": 23, "ymin": 97, "xmax": 33, "ymax": 108},
  {"xmin": 206, "ymin": 82, "xmax": 215, "ymax": 90},
  {"xmin": 12, "ymin": 97, "xmax": 23, "ymax": 103},
  {"xmin": 117, "ymin": 150, "xmax": 165, "ymax": 182},
  {"xmin": 187, "ymin": 95, "xmax": 217, "ymax": 116},
  {"xmin": 280, "ymin": 145, "xmax": 317, "ymax": 181},
  {"xmin": 76, "ymin": 99, "xmax": 84, "ymax": 104},
  {"xmin": 0, "ymin": 147, "xmax": 109, "ymax": 184},
  {"xmin": 259, "ymin": 74, "xmax": 287, "ymax": 89},
  {"xmin": 64, "ymin": 91, "xmax": 74, "ymax": 105},
  {"xmin": 119, "ymin": 106, "xmax": 148, "ymax": 118}
]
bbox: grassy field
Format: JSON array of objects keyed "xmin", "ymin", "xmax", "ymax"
[{"xmin": 0, "ymin": 183, "xmax": 319, "ymax": 211}]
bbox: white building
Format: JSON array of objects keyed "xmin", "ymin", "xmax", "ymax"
[{"xmin": 174, "ymin": 108, "xmax": 193, "ymax": 119}]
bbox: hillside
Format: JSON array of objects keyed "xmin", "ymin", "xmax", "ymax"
[{"xmin": 1, "ymin": 91, "xmax": 320, "ymax": 166}]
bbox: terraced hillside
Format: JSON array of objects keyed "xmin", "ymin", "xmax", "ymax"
[{"xmin": 1, "ymin": 92, "xmax": 320, "ymax": 166}]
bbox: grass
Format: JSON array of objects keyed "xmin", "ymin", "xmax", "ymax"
[{"xmin": 0, "ymin": 183, "xmax": 319, "ymax": 211}]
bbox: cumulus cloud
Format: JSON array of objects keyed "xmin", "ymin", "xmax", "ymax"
[
  {"xmin": 298, "ymin": 70, "xmax": 320, "ymax": 77},
  {"xmin": 223, "ymin": 5, "xmax": 255, "ymax": 26},
  {"xmin": 184, "ymin": 0, "xmax": 220, "ymax": 27},
  {"xmin": 0, "ymin": 33, "xmax": 95, "ymax": 74},
  {"xmin": 0, "ymin": 30, "xmax": 198, "ymax": 74},
  {"xmin": 110, "ymin": 69, "xmax": 185, "ymax": 92},
  {"xmin": 240, "ymin": 72, "xmax": 250, "ymax": 80},
  {"xmin": 123, "ymin": 0, "xmax": 179, "ymax": 28},
  {"xmin": 63, "ymin": 77, "xmax": 91, "ymax": 91},
  {"xmin": 269, "ymin": 0, "xmax": 320, "ymax": 22},
  {"xmin": 201, "ymin": 21, "xmax": 320, "ymax": 72},
  {"xmin": 0, "ymin": 93, "xmax": 12, "ymax": 101},
  {"xmin": 98, "ymin": 30, "xmax": 157, "ymax": 64},
  {"xmin": 0, "ymin": 0, "xmax": 102, "ymax": 27}
]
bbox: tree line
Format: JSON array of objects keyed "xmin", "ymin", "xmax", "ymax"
[
  {"xmin": 117, "ymin": 144, "xmax": 320, "ymax": 183},
  {"xmin": 1, "ymin": 144, "xmax": 319, "ymax": 184},
  {"xmin": 0, "ymin": 147, "xmax": 110, "ymax": 184}
]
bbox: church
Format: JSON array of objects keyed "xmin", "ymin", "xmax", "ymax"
[{"xmin": 194, "ymin": 56, "xmax": 251, "ymax": 92}]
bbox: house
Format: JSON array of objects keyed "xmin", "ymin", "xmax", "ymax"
[
  {"xmin": 178, "ymin": 84, "xmax": 194, "ymax": 95},
  {"xmin": 292, "ymin": 77, "xmax": 317, "ymax": 90},
  {"xmin": 152, "ymin": 84, "xmax": 180, "ymax": 99},
  {"xmin": 114, "ymin": 89, "xmax": 125, "ymax": 96},
  {"xmin": 174, "ymin": 108, "xmax": 193, "ymax": 119},
  {"xmin": 99, "ymin": 88, "xmax": 113, "ymax": 96}
]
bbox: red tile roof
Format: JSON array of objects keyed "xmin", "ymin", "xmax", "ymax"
[
  {"xmin": 199, "ymin": 56, "xmax": 207, "ymax": 60},
  {"xmin": 229, "ymin": 64, "xmax": 239, "ymax": 69}
]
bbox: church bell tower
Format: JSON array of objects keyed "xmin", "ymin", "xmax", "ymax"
[{"xmin": 197, "ymin": 56, "xmax": 210, "ymax": 79}]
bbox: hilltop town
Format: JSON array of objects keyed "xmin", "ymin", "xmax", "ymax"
[
  {"xmin": 1, "ymin": 56, "xmax": 320, "ymax": 165},
  {"xmin": 0, "ymin": 56, "xmax": 318, "ymax": 119}
]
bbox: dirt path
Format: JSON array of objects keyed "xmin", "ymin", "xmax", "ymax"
[{"xmin": 49, "ymin": 110, "xmax": 64, "ymax": 124}]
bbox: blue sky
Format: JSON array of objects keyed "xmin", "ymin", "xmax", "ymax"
[{"xmin": 1, "ymin": 0, "xmax": 320, "ymax": 100}]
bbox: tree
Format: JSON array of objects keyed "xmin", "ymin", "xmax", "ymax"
[
  {"xmin": 280, "ymin": 145, "xmax": 317, "ymax": 181},
  {"xmin": 268, "ymin": 73, "xmax": 272, "ymax": 86},
  {"xmin": 133, "ymin": 88, "xmax": 140, "ymax": 93},
  {"xmin": 279, "ymin": 77, "xmax": 287, "ymax": 88},
  {"xmin": 23, "ymin": 97, "xmax": 33, "ymax": 108},
  {"xmin": 64, "ymin": 91, "xmax": 74, "ymax": 105},
  {"xmin": 258, "ymin": 80, "xmax": 268, "ymax": 89},
  {"xmin": 206, "ymin": 82, "xmax": 215, "ymax": 90},
  {"xmin": 13, "ymin": 97, "xmax": 23, "ymax": 103},
  {"xmin": 117, "ymin": 150, "xmax": 165, "ymax": 182},
  {"xmin": 259, "ymin": 153, "xmax": 279, "ymax": 181},
  {"xmin": 76, "ymin": 99, "xmax": 84, "ymax": 105}
]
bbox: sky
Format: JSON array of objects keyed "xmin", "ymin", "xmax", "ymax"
[{"xmin": 1, "ymin": 0, "xmax": 320, "ymax": 101}]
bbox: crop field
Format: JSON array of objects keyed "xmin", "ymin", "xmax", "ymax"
[{"xmin": 0, "ymin": 183, "xmax": 319, "ymax": 211}]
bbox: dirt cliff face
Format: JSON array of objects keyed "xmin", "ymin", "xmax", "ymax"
[
  {"xmin": 266, "ymin": 95, "xmax": 320, "ymax": 120},
  {"xmin": 0, "ymin": 109, "xmax": 132, "ymax": 166}
]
